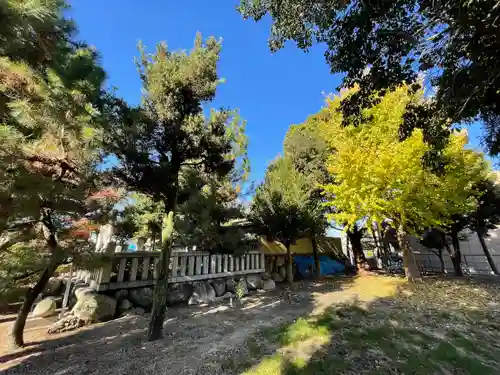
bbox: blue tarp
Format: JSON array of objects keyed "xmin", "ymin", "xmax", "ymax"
[{"xmin": 294, "ymin": 255, "xmax": 345, "ymax": 277}]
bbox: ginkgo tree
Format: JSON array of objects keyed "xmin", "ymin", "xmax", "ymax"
[{"xmin": 320, "ymin": 87, "xmax": 488, "ymax": 281}]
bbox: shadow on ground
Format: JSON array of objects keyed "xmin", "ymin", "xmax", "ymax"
[
  {"xmin": 1, "ymin": 276, "xmax": 357, "ymax": 375},
  {"xmin": 232, "ymin": 276, "xmax": 500, "ymax": 375}
]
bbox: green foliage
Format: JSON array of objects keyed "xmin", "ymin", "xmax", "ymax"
[
  {"xmin": 0, "ymin": 0, "xmax": 111, "ymax": 313},
  {"xmin": 321, "ymin": 87, "xmax": 488, "ymax": 233},
  {"xmin": 104, "ymin": 34, "xmax": 242, "ymax": 208},
  {"xmin": 251, "ymin": 158, "xmax": 312, "ymax": 246},
  {"xmin": 238, "ymin": 0, "xmax": 500, "ymax": 156}
]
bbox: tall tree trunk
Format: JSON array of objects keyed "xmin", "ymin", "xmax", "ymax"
[
  {"xmin": 346, "ymin": 229, "xmax": 367, "ymax": 271},
  {"xmin": 437, "ymin": 248, "xmax": 445, "ymax": 274},
  {"xmin": 311, "ymin": 233, "xmax": 321, "ymax": 277},
  {"xmin": 397, "ymin": 224, "xmax": 421, "ymax": 282},
  {"xmin": 9, "ymin": 212, "xmax": 59, "ymax": 349},
  {"xmin": 151, "ymin": 231, "xmax": 156, "ymax": 252},
  {"xmin": 476, "ymin": 228, "xmax": 500, "ymax": 275},
  {"xmin": 285, "ymin": 242, "xmax": 293, "ymax": 285},
  {"xmin": 147, "ymin": 211, "xmax": 175, "ymax": 341},
  {"xmin": 449, "ymin": 232, "xmax": 463, "ymax": 276},
  {"xmin": 8, "ymin": 263, "xmax": 58, "ymax": 349}
]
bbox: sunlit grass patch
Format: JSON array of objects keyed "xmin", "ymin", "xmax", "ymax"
[{"xmin": 238, "ymin": 276, "xmax": 500, "ymax": 375}]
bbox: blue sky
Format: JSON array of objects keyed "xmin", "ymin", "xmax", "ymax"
[{"xmin": 70, "ymin": 1, "xmax": 493, "ymax": 186}]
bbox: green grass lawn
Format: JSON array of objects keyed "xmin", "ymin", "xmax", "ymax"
[{"xmin": 227, "ymin": 276, "xmax": 500, "ymax": 375}]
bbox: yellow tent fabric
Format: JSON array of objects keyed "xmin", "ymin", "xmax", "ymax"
[{"xmin": 257, "ymin": 236, "xmax": 343, "ymax": 257}]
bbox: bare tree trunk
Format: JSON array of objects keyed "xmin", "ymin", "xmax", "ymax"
[
  {"xmin": 397, "ymin": 224, "xmax": 421, "ymax": 282},
  {"xmin": 449, "ymin": 232, "xmax": 463, "ymax": 276},
  {"xmin": 8, "ymin": 263, "xmax": 58, "ymax": 349},
  {"xmin": 311, "ymin": 234, "xmax": 321, "ymax": 277},
  {"xmin": 285, "ymin": 242, "xmax": 293, "ymax": 285},
  {"xmin": 477, "ymin": 228, "xmax": 500, "ymax": 275},
  {"xmin": 437, "ymin": 248, "xmax": 445, "ymax": 274},
  {"xmin": 147, "ymin": 211, "xmax": 175, "ymax": 341},
  {"xmin": 9, "ymin": 212, "xmax": 60, "ymax": 349},
  {"xmin": 347, "ymin": 229, "xmax": 368, "ymax": 271}
]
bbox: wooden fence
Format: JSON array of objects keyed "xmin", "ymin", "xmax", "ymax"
[{"xmin": 73, "ymin": 251, "xmax": 266, "ymax": 291}]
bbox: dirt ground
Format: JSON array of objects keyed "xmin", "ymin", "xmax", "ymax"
[{"xmin": 0, "ymin": 276, "xmax": 398, "ymax": 375}]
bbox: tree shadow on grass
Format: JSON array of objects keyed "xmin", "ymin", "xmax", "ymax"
[
  {"xmin": 234, "ymin": 276, "xmax": 500, "ymax": 375},
  {"xmin": 1, "ymin": 276, "xmax": 357, "ymax": 375}
]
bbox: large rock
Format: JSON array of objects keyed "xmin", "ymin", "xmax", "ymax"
[
  {"xmin": 246, "ymin": 274, "xmax": 263, "ymax": 290},
  {"xmin": 272, "ymin": 272, "xmax": 285, "ymax": 283},
  {"xmin": 115, "ymin": 289, "xmax": 128, "ymax": 302},
  {"xmin": 129, "ymin": 287, "xmax": 154, "ymax": 309},
  {"xmin": 72, "ymin": 293, "xmax": 117, "ymax": 322},
  {"xmin": 43, "ymin": 278, "xmax": 62, "ymax": 296},
  {"xmin": 226, "ymin": 278, "xmax": 236, "ymax": 293},
  {"xmin": 166, "ymin": 283, "xmax": 192, "ymax": 305},
  {"xmin": 74, "ymin": 286, "xmax": 96, "ymax": 300},
  {"xmin": 188, "ymin": 281, "xmax": 216, "ymax": 305},
  {"xmin": 211, "ymin": 279, "xmax": 226, "ymax": 297},
  {"xmin": 118, "ymin": 298, "xmax": 132, "ymax": 312},
  {"xmin": 262, "ymin": 279, "xmax": 276, "ymax": 291},
  {"xmin": 33, "ymin": 298, "xmax": 56, "ymax": 317}
]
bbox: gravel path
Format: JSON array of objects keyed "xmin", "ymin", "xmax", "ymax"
[{"xmin": 0, "ymin": 277, "xmax": 365, "ymax": 375}]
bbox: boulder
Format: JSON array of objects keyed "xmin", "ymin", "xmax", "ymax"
[
  {"xmin": 261, "ymin": 272, "xmax": 271, "ymax": 281},
  {"xmin": 226, "ymin": 278, "xmax": 236, "ymax": 293},
  {"xmin": 246, "ymin": 274, "xmax": 263, "ymax": 290},
  {"xmin": 72, "ymin": 293, "xmax": 117, "ymax": 322},
  {"xmin": 43, "ymin": 278, "xmax": 62, "ymax": 296},
  {"xmin": 74, "ymin": 286, "xmax": 96, "ymax": 300},
  {"xmin": 166, "ymin": 283, "xmax": 192, "ymax": 305},
  {"xmin": 33, "ymin": 298, "xmax": 57, "ymax": 318},
  {"xmin": 272, "ymin": 272, "xmax": 285, "ymax": 283},
  {"xmin": 129, "ymin": 287, "xmax": 154, "ymax": 309},
  {"xmin": 115, "ymin": 289, "xmax": 128, "ymax": 302},
  {"xmin": 119, "ymin": 298, "xmax": 132, "ymax": 312},
  {"xmin": 235, "ymin": 278, "xmax": 248, "ymax": 297},
  {"xmin": 211, "ymin": 279, "xmax": 226, "ymax": 297},
  {"xmin": 120, "ymin": 307, "xmax": 145, "ymax": 317},
  {"xmin": 276, "ymin": 256, "xmax": 286, "ymax": 267},
  {"xmin": 262, "ymin": 279, "xmax": 276, "ymax": 291},
  {"xmin": 188, "ymin": 281, "xmax": 216, "ymax": 305}
]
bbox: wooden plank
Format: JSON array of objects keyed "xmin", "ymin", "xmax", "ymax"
[
  {"xmin": 217, "ymin": 254, "xmax": 222, "ymax": 273},
  {"xmin": 153, "ymin": 257, "xmax": 160, "ymax": 279},
  {"xmin": 210, "ymin": 255, "xmax": 217, "ymax": 274},
  {"xmin": 141, "ymin": 257, "xmax": 150, "ymax": 280},
  {"xmin": 203, "ymin": 255, "xmax": 209, "ymax": 274},
  {"xmin": 117, "ymin": 258, "xmax": 127, "ymax": 283},
  {"xmin": 223, "ymin": 255, "xmax": 229, "ymax": 272},
  {"xmin": 195, "ymin": 255, "xmax": 202, "ymax": 275},
  {"xmin": 104, "ymin": 279, "xmax": 155, "ymax": 291},
  {"xmin": 240, "ymin": 256, "xmax": 245, "ymax": 271},
  {"xmin": 130, "ymin": 258, "xmax": 139, "ymax": 281},
  {"xmin": 235, "ymin": 257, "xmax": 239, "ymax": 272},
  {"xmin": 171, "ymin": 255, "xmax": 179, "ymax": 278},
  {"xmin": 261, "ymin": 254, "xmax": 265, "ymax": 270},
  {"xmin": 112, "ymin": 251, "xmax": 161, "ymax": 258},
  {"xmin": 180, "ymin": 255, "xmax": 187, "ymax": 277},
  {"xmin": 187, "ymin": 255, "xmax": 195, "ymax": 276},
  {"xmin": 170, "ymin": 269, "xmax": 263, "ymax": 283},
  {"xmin": 250, "ymin": 254, "xmax": 254, "ymax": 270}
]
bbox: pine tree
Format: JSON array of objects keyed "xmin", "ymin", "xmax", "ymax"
[{"xmin": 103, "ymin": 34, "xmax": 247, "ymax": 341}]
